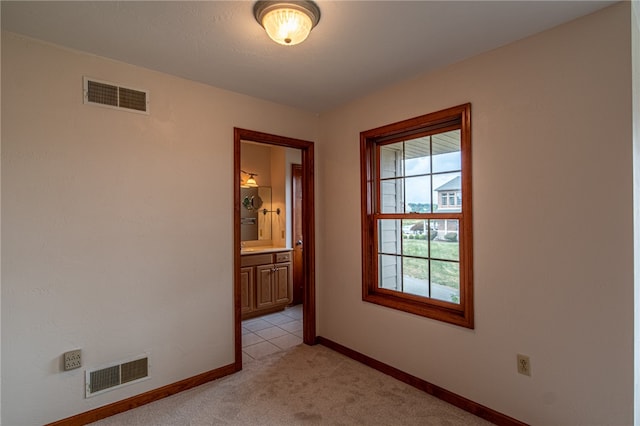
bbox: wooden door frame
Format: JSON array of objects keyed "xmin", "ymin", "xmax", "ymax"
[{"xmin": 233, "ymin": 128, "xmax": 316, "ymax": 369}]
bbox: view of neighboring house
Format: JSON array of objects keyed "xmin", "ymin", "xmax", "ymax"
[
  {"xmin": 435, "ymin": 175, "xmax": 461, "ymax": 212},
  {"xmin": 433, "ymin": 175, "xmax": 461, "ymax": 239}
]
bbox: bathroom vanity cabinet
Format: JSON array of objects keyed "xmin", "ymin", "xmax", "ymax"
[{"xmin": 241, "ymin": 250, "xmax": 292, "ymax": 319}]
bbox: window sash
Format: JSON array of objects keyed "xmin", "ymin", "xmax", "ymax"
[
  {"xmin": 360, "ymin": 103, "xmax": 473, "ymax": 328},
  {"xmin": 372, "ymin": 214, "xmax": 464, "ymax": 311}
]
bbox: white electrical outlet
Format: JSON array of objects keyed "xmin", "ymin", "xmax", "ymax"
[
  {"xmin": 64, "ymin": 349, "xmax": 82, "ymax": 371},
  {"xmin": 517, "ymin": 354, "xmax": 531, "ymax": 376}
]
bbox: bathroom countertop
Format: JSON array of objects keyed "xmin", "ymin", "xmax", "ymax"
[{"xmin": 240, "ymin": 246, "xmax": 292, "ymax": 255}]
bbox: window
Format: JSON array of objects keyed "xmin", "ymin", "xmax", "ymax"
[{"xmin": 360, "ymin": 104, "xmax": 473, "ymax": 328}]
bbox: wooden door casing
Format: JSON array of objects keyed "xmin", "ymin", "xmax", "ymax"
[{"xmin": 234, "ymin": 127, "xmax": 316, "ymax": 368}]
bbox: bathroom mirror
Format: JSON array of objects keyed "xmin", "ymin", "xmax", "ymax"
[{"xmin": 240, "ymin": 186, "xmax": 273, "ymax": 241}]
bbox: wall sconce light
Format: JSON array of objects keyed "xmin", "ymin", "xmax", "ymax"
[
  {"xmin": 254, "ymin": 1, "xmax": 321, "ymax": 46},
  {"xmin": 241, "ymin": 170, "xmax": 259, "ymax": 188}
]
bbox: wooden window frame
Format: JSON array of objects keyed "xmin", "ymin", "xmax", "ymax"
[{"xmin": 360, "ymin": 104, "xmax": 473, "ymax": 328}]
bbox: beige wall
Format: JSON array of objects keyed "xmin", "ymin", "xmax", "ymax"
[
  {"xmin": 270, "ymin": 146, "xmax": 287, "ymax": 248},
  {"xmin": 270, "ymin": 146, "xmax": 302, "ymax": 249},
  {"xmin": 0, "ymin": 32, "xmax": 318, "ymax": 425},
  {"xmin": 241, "ymin": 142, "xmax": 273, "ymax": 187},
  {"xmin": 317, "ymin": 3, "xmax": 633, "ymax": 425}
]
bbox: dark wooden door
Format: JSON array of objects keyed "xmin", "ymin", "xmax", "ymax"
[{"xmin": 292, "ymin": 164, "xmax": 304, "ymax": 305}]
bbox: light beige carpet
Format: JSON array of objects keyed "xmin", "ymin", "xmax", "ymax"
[{"xmin": 92, "ymin": 344, "xmax": 492, "ymax": 425}]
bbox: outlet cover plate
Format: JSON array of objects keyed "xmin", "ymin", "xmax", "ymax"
[
  {"xmin": 517, "ymin": 353, "xmax": 531, "ymax": 376},
  {"xmin": 64, "ymin": 349, "xmax": 82, "ymax": 371}
]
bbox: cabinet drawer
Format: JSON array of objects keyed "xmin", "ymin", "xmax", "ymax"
[
  {"xmin": 241, "ymin": 253, "xmax": 273, "ymax": 267},
  {"xmin": 275, "ymin": 252, "xmax": 291, "ymax": 263}
]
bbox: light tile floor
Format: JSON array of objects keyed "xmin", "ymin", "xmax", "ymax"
[{"xmin": 242, "ymin": 304, "xmax": 303, "ymax": 363}]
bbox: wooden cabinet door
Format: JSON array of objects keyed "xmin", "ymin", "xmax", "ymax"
[
  {"xmin": 240, "ymin": 266, "xmax": 254, "ymax": 314},
  {"xmin": 274, "ymin": 262, "xmax": 291, "ymax": 304},
  {"xmin": 256, "ymin": 264, "xmax": 275, "ymax": 309}
]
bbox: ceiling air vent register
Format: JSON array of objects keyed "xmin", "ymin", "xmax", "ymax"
[{"xmin": 83, "ymin": 77, "xmax": 149, "ymax": 114}]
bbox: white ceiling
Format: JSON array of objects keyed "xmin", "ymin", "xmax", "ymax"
[{"xmin": 1, "ymin": 1, "xmax": 615, "ymax": 113}]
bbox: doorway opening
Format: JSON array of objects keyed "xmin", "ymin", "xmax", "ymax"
[{"xmin": 233, "ymin": 128, "xmax": 316, "ymax": 369}]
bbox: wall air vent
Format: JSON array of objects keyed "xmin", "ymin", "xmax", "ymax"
[
  {"xmin": 85, "ymin": 355, "xmax": 150, "ymax": 398},
  {"xmin": 83, "ymin": 77, "xmax": 149, "ymax": 114}
]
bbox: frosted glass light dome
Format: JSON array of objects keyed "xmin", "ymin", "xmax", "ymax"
[
  {"xmin": 254, "ymin": 1, "xmax": 321, "ymax": 46},
  {"xmin": 263, "ymin": 8, "xmax": 312, "ymax": 45}
]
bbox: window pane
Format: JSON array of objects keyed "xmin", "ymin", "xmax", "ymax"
[
  {"xmin": 430, "ymin": 221, "xmax": 459, "ymax": 261},
  {"xmin": 404, "ymin": 137, "xmax": 431, "ymax": 176},
  {"xmin": 432, "ymin": 130, "xmax": 461, "ymax": 173},
  {"xmin": 380, "ymin": 178, "xmax": 404, "ymax": 213},
  {"xmin": 403, "ymin": 257, "xmax": 429, "ymax": 297},
  {"xmin": 401, "ymin": 223, "xmax": 429, "ymax": 258},
  {"xmin": 380, "ymin": 143, "xmax": 403, "ymax": 179},
  {"xmin": 402, "ymin": 219, "xmax": 429, "ymax": 239},
  {"xmin": 433, "ymin": 172, "xmax": 461, "ymax": 212},
  {"xmin": 431, "ymin": 260, "xmax": 460, "ymax": 304},
  {"xmin": 379, "ymin": 254, "xmax": 402, "ymax": 291},
  {"xmin": 404, "ymin": 176, "xmax": 431, "ymax": 213},
  {"xmin": 378, "ymin": 219, "xmax": 402, "ymax": 255}
]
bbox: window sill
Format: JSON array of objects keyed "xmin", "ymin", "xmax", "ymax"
[{"xmin": 363, "ymin": 291, "xmax": 474, "ymax": 329}]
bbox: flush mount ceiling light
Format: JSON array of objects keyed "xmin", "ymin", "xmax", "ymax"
[{"xmin": 254, "ymin": 1, "xmax": 321, "ymax": 46}]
